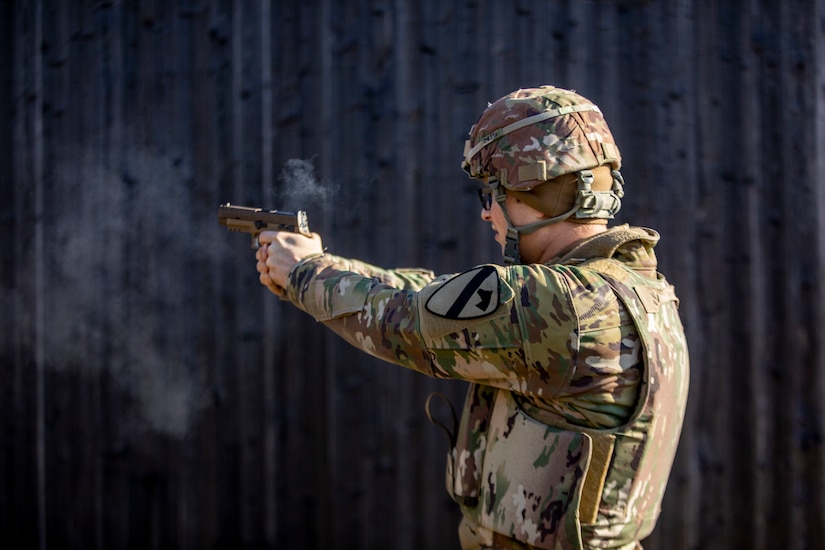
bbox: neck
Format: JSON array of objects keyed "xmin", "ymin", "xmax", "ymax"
[{"xmin": 522, "ymin": 222, "xmax": 608, "ymax": 264}]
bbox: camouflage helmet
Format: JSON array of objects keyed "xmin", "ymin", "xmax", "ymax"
[
  {"xmin": 462, "ymin": 85, "xmax": 622, "ymax": 189},
  {"xmin": 463, "ymin": 86, "xmax": 626, "ymax": 264}
]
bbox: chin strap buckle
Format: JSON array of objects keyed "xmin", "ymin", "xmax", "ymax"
[{"xmin": 503, "ymin": 227, "xmax": 520, "ymax": 265}]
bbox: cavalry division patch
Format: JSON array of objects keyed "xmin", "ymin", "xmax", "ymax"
[{"xmin": 425, "ymin": 266, "xmax": 500, "ymax": 319}]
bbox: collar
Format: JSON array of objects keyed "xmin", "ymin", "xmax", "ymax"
[{"xmin": 548, "ymin": 224, "xmax": 660, "ymax": 266}]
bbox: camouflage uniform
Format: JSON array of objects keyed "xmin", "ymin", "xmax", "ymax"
[
  {"xmin": 279, "ymin": 86, "xmax": 688, "ymax": 549},
  {"xmin": 283, "ymin": 224, "xmax": 689, "ymax": 549}
]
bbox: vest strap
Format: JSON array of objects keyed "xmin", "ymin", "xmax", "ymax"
[{"xmin": 424, "ymin": 392, "xmax": 458, "ymax": 447}]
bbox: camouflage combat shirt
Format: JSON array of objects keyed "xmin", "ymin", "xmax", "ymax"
[{"xmin": 284, "ymin": 224, "xmax": 689, "ymax": 550}]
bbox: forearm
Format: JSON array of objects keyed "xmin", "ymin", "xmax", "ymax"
[
  {"xmin": 284, "ymin": 254, "xmax": 439, "ymax": 374},
  {"xmin": 287, "ymin": 254, "xmax": 436, "ymax": 305}
]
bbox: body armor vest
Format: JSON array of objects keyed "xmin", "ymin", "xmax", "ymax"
[{"xmin": 444, "ymin": 258, "xmax": 689, "ymax": 549}]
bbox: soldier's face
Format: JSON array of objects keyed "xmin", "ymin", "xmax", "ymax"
[
  {"xmin": 480, "ymin": 195, "xmax": 508, "ymax": 251},
  {"xmin": 481, "ymin": 193, "xmax": 548, "ymax": 259}
]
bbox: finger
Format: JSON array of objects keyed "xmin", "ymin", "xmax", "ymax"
[
  {"xmin": 259, "ymin": 271, "xmax": 276, "ymax": 290},
  {"xmin": 265, "ymin": 252, "xmax": 277, "ymax": 271},
  {"xmin": 256, "ymin": 243, "xmax": 267, "ymax": 262},
  {"xmin": 259, "ymin": 272, "xmax": 285, "ymax": 297},
  {"xmin": 258, "ymin": 230, "xmax": 279, "ymax": 245}
]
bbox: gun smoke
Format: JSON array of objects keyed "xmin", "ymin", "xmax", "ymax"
[
  {"xmin": 277, "ymin": 158, "xmax": 338, "ymax": 222},
  {"xmin": 34, "ymin": 145, "xmax": 338, "ymax": 441},
  {"xmin": 46, "ymin": 136, "xmax": 209, "ymax": 440}
]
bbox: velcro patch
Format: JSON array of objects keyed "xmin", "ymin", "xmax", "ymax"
[{"xmin": 425, "ymin": 266, "xmax": 500, "ymax": 319}]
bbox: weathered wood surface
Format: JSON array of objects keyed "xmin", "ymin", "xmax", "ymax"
[{"xmin": 2, "ymin": 1, "xmax": 825, "ymax": 548}]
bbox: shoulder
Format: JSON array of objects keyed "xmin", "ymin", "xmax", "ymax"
[
  {"xmin": 421, "ymin": 265, "xmax": 513, "ymax": 320},
  {"xmin": 419, "ymin": 263, "xmax": 583, "ymax": 328}
]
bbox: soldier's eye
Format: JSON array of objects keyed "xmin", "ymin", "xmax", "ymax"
[{"xmin": 478, "ymin": 189, "xmax": 492, "ymax": 210}]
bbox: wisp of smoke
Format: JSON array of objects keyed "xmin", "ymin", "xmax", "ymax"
[
  {"xmin": 278, "ymin": 158, "xmax": 336, "ymax": 212},
  {"xmin": 46, "ymin": 132, "xmax": 208, "ymax": 440}
]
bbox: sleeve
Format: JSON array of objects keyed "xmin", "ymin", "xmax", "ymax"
[
  {"xmin": 284, "ymin": 253, "xmax": 442, "ymax": 376},
  {"xmin": 284, "ymin": 255, "xmax": 581, "ymax": 398}
]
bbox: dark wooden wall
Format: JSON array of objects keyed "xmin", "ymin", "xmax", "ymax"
[{"xmin": 3, "ymin": 0, "xmax": 825, "ymax": 548}]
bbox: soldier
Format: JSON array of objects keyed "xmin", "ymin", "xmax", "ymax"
[{"xmin": 256, "ymin": 85, "xmax": 689, "ymax": 550}]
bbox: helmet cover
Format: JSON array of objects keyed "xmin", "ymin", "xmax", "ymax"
[{"xmin": 462, "ymin": 85, "xmax": 621, "ymax": 191}]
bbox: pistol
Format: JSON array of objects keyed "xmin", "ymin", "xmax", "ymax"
[{"xmin": 218, "ymin": 203, "xmax": 311, "ymax": 248}]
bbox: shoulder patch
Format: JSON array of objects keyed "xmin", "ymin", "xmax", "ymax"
[{"xmin": 425, "ymin": 266, "xmax": 500, "ymax": 319}]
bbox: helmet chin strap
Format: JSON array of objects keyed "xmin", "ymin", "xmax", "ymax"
[
  {"xmin": 489, "ymin": 181, "xmax": 531, "ymax": 265},
  {"xmin": 489, "ymin": 170, "xmax": 624, "ymax": 265},
  {"xmin": 490, "ymin": 179, "xmax": 569, "ymax": 265}
]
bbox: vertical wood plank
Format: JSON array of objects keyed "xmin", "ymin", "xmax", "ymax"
[{"xmin": 0, "ymin": 0, "xmax": 15, "ymax": 540}]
